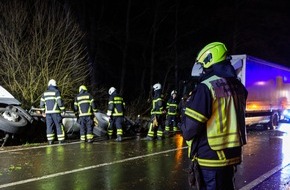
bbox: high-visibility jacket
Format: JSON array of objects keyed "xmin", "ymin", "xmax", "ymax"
[
  {"xmin": 182, "ymin": 71, "xmax": 248, "ymax": 168},
  {"xmin": 74, "ymin": 91, "xmax": 97, "ymax": 117},
  {"xmin": 40, "ymin": 86, "xmax": 65, "ymax": 114},
  {"xmin": 107, "ymin": 92, "xmax": 125, "ymax": 117},
  {"xmin": 150, "ymin": 90, "xmax": 164, "ymax": 115},
  {"xmin": 166, "ymin": 97, "xmax": 178, "ymax": 116}
]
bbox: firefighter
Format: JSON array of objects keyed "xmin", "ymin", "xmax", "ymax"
[
  {"xmin": 164, "ymin": 90, "xmax": 179, "ymax": 136},
  {"xmin": 144, "ymin": 83, "xmax": 165, "ymax": 140},
  {"xmin": 180, "ymin": 42, "xmax": 248, "ymax": 189},
  {"xmin": 40, "ymin": 79, "xmax": 66, "ymax": 145},
  {"xmin": 106, "ymin": 87, "xmax": 125, "ymax": 142},
  {"xmin": 74, "ymin": 85, "xmax": 98, "ymax": 143}
]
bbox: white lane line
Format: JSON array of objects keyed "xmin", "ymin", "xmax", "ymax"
[
  {"xmin": 0, "ymin": 146, "xmax": 187, "ymax": 189},
  {"xmin": 239, "ymin": 162, "xmax": 290, "ymax": 190},
  {"xmin": 0, "ymin": 141, "xmax": 81, "ymax": 153}
]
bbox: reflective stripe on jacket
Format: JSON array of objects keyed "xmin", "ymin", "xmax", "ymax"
[
  {"xmin": 107, "ymin": 93, "xmax": 125, "ymax": 117},
  {"xmin": 201, "ymin": 75, "xmax": 247, "ymax": 150},
  {"xmin": 184, "ymin": 75, "xmax": 247, "ymax": 168},
  {"xmin": 166, "ymin": 98, "xmax": 178, "ymax": 116},
  {"xmin": 40, "ymin": 86, "xmax": 65, "ymax": 114},
  {"xmin": 74, "ymin": 92, "xmax": 97, "ymax": 117},
  {"xmin": 150, "ymin": 90, "xmax": 164, "ymax": 115},
  {"xmin": 185, "ymin": 75, "xmax": 247, "ymax": 150}
]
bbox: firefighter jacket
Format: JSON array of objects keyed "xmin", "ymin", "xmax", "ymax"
[
  {"xmin": 166, "ymin": 97, "xmax": 178, "ymax": 116},
  {"xmin": 74, "ymin": 90, "xmax": 97, "ymax": 117},
  {"xmin": 181, "ymin": 61, "xmax": 248, "ymax": 168},
  {"xmin": 106, "ymin": 91, "xmax": 125, "ymax": 117},
  {"xmin": 150, "ymin": 89, "xmax": 164, "ymax": 116},
  {"xmin": 40, "ymin": 86, "xmax": 65, "ymax": 114}
]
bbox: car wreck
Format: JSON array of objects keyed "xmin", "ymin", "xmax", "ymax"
[
  {"xmin": 0, "ymin": 85, "xmax": 33, "ymax": 147},
  {"xmin": 0, "ymin": 85, "xmax": 147, "ymax": 147}
]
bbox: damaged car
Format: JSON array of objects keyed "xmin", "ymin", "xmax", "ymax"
[{"xmin": 0, "ymin": 85, "xmax": 33, "ymax": 146}]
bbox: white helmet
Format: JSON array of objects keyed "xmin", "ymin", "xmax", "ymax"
[
  {"xmin": 48, "ymin": 79, "xmax": 57, "ymax": 87},
  {"xmin": 171, "ymin": 90, "xmax": 177, "ymax": 96},
  {"xmin": 153, "ymin": 83, "xmax": 161, "ymax": 91},
  {"xmin": 108, "ymin": 87, "xmax": 116, "ymax": 95}
]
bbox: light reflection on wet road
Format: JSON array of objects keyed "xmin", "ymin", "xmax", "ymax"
[{"xmin": 1, "ymin": 125, "xmax": 290, "ymax": 190}]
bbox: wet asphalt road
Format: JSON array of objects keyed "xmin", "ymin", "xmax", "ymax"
[{"xmin": 1, "ymin": 124, "xmax": 290, "ymax": 190}]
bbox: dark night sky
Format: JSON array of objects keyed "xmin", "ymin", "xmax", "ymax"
[{"xmin": 64, "ymin": 0, "xmax": 290, "ymax": 100}]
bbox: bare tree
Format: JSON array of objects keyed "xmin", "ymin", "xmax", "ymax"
[
  {"xmin": 119, "ymin": 0, "xmax": 131, "ymax": 94},
  {"xmin": 0, "ymin": 0, "xmax": 89, "ymax": 109}
]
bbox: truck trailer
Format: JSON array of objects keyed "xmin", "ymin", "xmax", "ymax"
[
  {"xmin": 186, "ymin": 54, "xmax": 290, "ymax": 130},
  {"xmin": 230, "ymin": 54, "xmax": 290, "ymax": 129}
]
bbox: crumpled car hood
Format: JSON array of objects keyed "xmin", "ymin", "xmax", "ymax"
[{"xmin": 0, "ymin": 86, "xmax": 21, "ymax": 105}]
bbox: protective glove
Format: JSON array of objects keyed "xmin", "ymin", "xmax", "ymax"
[
  {"xmin": 152, "ymin": 115, "xmax": 158, "ymax": 127},
  {"xmin": 93, "ymin": 117, "xmax": 99, "ymax": 126},
  {"xmin": 61, "ymin": 110, "xmax": 66, "ymax": 116},
  {"xmin": 107, "ymin": 116, "xmax": 113, "ymax": 130},
  {"xmin": 42, "ymin": 112, "xmax": 46, "ymax": 118}
]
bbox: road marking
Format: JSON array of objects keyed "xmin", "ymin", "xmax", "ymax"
[
  {"xmin": 2, "ymin": 140, "xmax": 288, "ymax": 189},
  {"xmin": 0, "ymin": 141, "xmax": 81, "ymax": 153},
  {"xmin": 0, "ymin": 137, "xmax": 109, "ymax": 153},
  {"xmin": 239, "ymin": 162, "xmax": 290, "ymax": 190},
  {"xmin": 0, "ymin": 146, "xmax": 187, "ymax": 188}
]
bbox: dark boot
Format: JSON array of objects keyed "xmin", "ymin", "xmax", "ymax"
[
  {"xmin": 143, "ymin": 136, "xmax": 153, "ymax": 141},
  {"xmin": 87, "ymin": 139, "xmax": 93, "ymax": 143},
  {"xmin": 59, "ymin": 140, "xmax": 64, "ymax": 144},
  {"xmin": 164, "ymin": 130, "xmax": 170, "ymax": 137},
  {"xmin": 115, "ymin": 135, "xmax": 122, "ymax": 142},
  {"xmin": 157, "ymin": 136, "xmax": 164, "ymax": 140},
  {"xmin": 48, "ymin": 140, "xmax": 53, "ymax": 145}
]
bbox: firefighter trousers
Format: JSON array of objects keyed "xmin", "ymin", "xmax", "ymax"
[
  {"xmin": 78, "ymin": 116, "xmax": 94, "ymax": 141},
  {"xmin": 46, "ymin": 113, "xmax": 65, "ymax": 142},
  {"xmin": 108, "ymin": 116, "xmax": 123, "ymax": 137}
]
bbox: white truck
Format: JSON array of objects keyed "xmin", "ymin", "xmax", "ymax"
[
  {"xmin": 230, "ymin": 54, "xmax": 290, "ymax": 129},
  {"xmin": 185, "ymin": 54, "xmax": 290, "ymax": 130}
]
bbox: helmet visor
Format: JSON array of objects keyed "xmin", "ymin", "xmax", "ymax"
[{"xmin": 191, "ymin": 62, "xmax": 203, "ymax": 77}]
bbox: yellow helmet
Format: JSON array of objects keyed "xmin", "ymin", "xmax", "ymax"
[
  {"xmin": 196, "ymin": 42, "xmax": 227, "ymax": 69},
  {"xmin": 79, "ymin": 85, "xmax": 87, "ymax": 92}
]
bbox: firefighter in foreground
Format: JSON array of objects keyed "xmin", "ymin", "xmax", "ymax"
[
  {"xmin": 144, "ymin": 83, "xmax": 165, "ymax": 140},
  {"xmin": 164, "ymin": 90, "xmax": 179, "ymax": 136},
  {"xmin": 74, "ymin": 85, "xmax": 98, "ymax": 143},
  {"xmin": 40, "ymin": 79, "xmax": 66, "ymax": 145},
  {"xmin": 180, "ymin": 42, "xmax": 248, "ymax": 189},
  {"xmin": 106, "ymin": 87, "xmax": 125, "ymax": 142}
]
